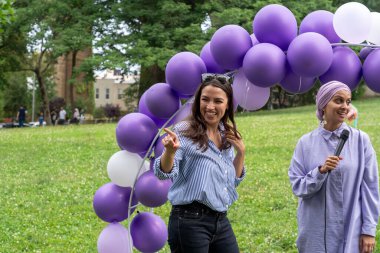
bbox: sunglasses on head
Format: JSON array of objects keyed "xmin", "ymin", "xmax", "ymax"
[{"xmin": 201, "ymin": 73, "xmax": 231, "ymax": 84}]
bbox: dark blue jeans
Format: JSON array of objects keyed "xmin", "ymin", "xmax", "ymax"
[{"xmin": 168, "ymin": 203, "xmax": 239, "ymax": 253}]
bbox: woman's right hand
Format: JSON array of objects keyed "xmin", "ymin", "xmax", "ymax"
[
  {"xmin": 319, "ymin": 155, "xmax": 342, "ymax": 174},
  {"xmin": 162, "ymin": 128, "xmax": 180, "ymax": 154}
]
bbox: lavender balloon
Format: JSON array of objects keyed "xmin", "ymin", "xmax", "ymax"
[
  {"xmin": 145, "ymin": 83, "xmax": 180, "ymax": 119},
  {"xmin": 287, "ymin": 32, "xmax": 333, "ymax": 78},
  {"xmin": 93, "ymin": 183, "xmax": 137, "ymax": 222},
  {"xmin": 253, "ymin": 4, "xmax": 297, "ymax": 51},
  {"xmin": 299, "ymin": 10, "xmax": 341, "ymax": 43},
  {"xmin": 210, "ymin": 25, "xmax": 252, "ymax": 70},
  {"xmin": 135, "ymin": 170, "xmax": 172, "ymax": 207},
  {"xmin": 97, "ymin": 223, "xmax": 132, "ymax": 253},
  {"xmin": 200, "ymin": 42, "xmax": 225, "ymax": 74},
  {"xmin": 116, "ymin": 113, "xmax": 158, "ymax": 154},
  {"xmin": 172, "ymin": 102, "xmax": 192, "ymax": 124},
  {"xmin": 166, "ymin": 52, "xmax": 206, "ymax": 98},
  {"xmin": 130, "ymin": 212, "xmax": 168, "ymax": 252},
  {"xmin": 363, "ymin": 49, "xmax": 380, "ymax": 93},
  {"xmin": 280, "ymin": 63, "xmax": 316, "ymax": 94},
  {"xmin": 242, "ymin": 43, "xmax": 286, "ymax": 87},
  {"xmin": 320, "ymin": 47, "xmax": 362, "ymax": 90},
  {"xmin": 232, "ymin": 70, "xmax": 270, "ymax": 111}
]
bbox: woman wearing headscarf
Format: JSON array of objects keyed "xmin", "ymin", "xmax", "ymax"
[{"xmin": 288, "ymin": 81, "xmax": 379, "ymax": 253}]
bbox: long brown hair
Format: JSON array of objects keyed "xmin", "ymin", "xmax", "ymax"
[{"xmin": 181, "ymin": 77, "xmax": 241, "ymax": 151}]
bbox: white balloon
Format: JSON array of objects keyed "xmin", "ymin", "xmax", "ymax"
[
  {"xmin": 333, "ymin": 2, "xmax": 372, "ymax": 43},
  {"xmin": 107, "ymin": 150, "xmax": 144, "ymax": 187},
  {"xmin": 367, "ymin": 12, "xmax": 380, "ymax": 44}
]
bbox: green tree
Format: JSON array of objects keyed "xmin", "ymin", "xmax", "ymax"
[
  {"xmin": 95, "ymin": 0, "xmax": 335, "ymax": 109},
  {"xmin": 0, "ymin": 0, "xmax": 100, "ymax": 124}
]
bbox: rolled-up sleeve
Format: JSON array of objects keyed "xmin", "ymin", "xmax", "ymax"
[
  {"xmin": 288, "ymin": 139, "xmax": 327, "ymax": 199},
  {"xmin": 235, "ymin": 166, "xmax": 246, "ymax": 187},
  {"xmin": 360, "ymin": 134, "xmax": 380, "ymax": 236},
  {"xmin": 154, "ymin": 155, "xmax": 179, "ymax": 180}
]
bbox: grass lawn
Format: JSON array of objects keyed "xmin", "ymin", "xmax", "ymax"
[{"xmin": 1, "ymin": 97, "xmax": 379, "ymax": 253}]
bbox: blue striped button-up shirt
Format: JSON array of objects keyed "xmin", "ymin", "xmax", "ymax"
[
  {"xmin": 154, "ymin": 121, "xmax": 246, "ymax": 212},
  {"xmin": 288, "ymin": 122, "xmax": 379, "ymax": 253}
]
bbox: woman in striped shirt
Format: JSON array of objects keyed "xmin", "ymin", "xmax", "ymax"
[{"xmin": 154, "ymin": 74, "xmax": 246, "ymax": 253}]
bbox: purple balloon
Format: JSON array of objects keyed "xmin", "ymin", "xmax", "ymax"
[
  {"xmin": 135, "ymin": 170, "xmax": 172, "ymax": 207},
  {"xmin": 210, "ymin": 25, "xmax": 252, "ymax": 70},
  {"xmin": 232, "ymin": 70, "xmax": 270, "ymax": 111},
  {"xmin": 363, "ymin": 49, "xmax": 380, "ymax": 93},
  {"xmin": 97, "ymin": 223, "xmax": 132, "ymax": 253},
  {"xmin": 299, "ymin": 10, "xmax": 341, "ymax": 43},
  {"xmin": 116, "ymin": 113, "xmax": 158, "ymax": 154},
  {"xmin": 145, "ymin": 83, "xmax": 180, "ymax": 119},
  {"xmin": 359, "ymin": 47, "xmax": 373, "ymax": 61},
  {"xmin": 93, "ymin": 183, "xmax": 137, "ymax": 223},
  {"xmin": 139, "ymin": 92, "xmax": 173, "ymax": 128},
  {"xmin": 166, "ymin": 52, "xmax": 207, "ymax": 98},
  {"xmin": 153, "ymin": 133, "xmax": 167, "ymax": 158},
  {"xmin": 200, "ymin": 42, "xmax": 225, "ymax": 74},
  {"xmin": 280, "ymin": 62, "xmax": 316, "ymax": 94},
  {"xmin": 320, "ymin": 46, "xmax": 362, "ymax": 90},
  {"xmin": 287, "ymin": 32, "xmax": 333, "ymax": 78},
  {"xmin": 130, "ymin": 212, "xmax": 168, "ymax": 252},
  {"xmin": 253, "ymin": 4, "xmax": 297, "ymax": 51},
  {"xmin": 242, "ymin": 43, "xmax": 286, "ymax": 87},
  {"xmin": 149, "ymin": 157, "xmax": 155, "ymax": 171}
]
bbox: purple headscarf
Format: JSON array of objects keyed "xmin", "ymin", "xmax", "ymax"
[{"xmin": 315, "ymin": 81, "xmax": 351, "ymax": 121}]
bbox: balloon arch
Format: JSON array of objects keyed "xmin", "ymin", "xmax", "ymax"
[{"xmin": 94, "ymin": 2, "xmax": 380, "ymax": 252}]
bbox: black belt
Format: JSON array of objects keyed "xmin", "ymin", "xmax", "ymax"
[{"xmin": 172, "ymin": 201, "xmax": 227, "ymax": 217}]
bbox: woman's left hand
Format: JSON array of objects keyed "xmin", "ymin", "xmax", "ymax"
[
  {"xmin": 225, "ymin": 130, "xmax": 245, "ymax": 155},
  {"xmin": 359, "ymin": 234, "xmax": 376, "ymax": 253}
]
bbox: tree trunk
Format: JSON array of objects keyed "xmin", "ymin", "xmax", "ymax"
[
  {"xmin": 35, "ymin": 70, "xmax": 52, "ymax": 125},
  {"xmin": 70, "ymin": 50, "xmax": 78, "ymax": 107},
  {"xmin": 138, "ymin": 64, "xmax": 165, "ymax": 98}
]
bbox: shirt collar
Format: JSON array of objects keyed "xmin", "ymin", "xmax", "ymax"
[{"xmin": 318, "ymin": 122, "xmax": 348, "ymax": 141}]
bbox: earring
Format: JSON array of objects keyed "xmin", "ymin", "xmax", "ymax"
[{"xmin": 322, "ymin": 113, "xmax": 327, "ymax": 125}]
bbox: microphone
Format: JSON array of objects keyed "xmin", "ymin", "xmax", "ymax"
[{"xmin": 334, "ymin": 129, "xmax": 350, "ymax": 156}]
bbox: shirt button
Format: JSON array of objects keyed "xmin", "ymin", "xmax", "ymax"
[
  {"xmin": 225, "ymin": 170, "xmax": 227, "ymax": 174},
  {"xmin": 224, "ymin": 187, "xmax": 227, "ymax": 191}
]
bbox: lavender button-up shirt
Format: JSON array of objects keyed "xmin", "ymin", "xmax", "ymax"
[{"xmin": 289, "ymin": 123, "xmax": 379, "ymax": 253}]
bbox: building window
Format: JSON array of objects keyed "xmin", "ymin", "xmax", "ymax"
[
  {"xmin": 118, "ymin": 89, "xmax": 124, "ymax": 99},
  {"xmin": 95, "ymin": 88, "xmax": 99, "ymax": 99},
  {"xmin": 105, "ymin": 88, "xmax": 110, "ymax": 99},
  {"xmin": 114, "ymin": 69, "xmax": 121, "ymax": 76}
]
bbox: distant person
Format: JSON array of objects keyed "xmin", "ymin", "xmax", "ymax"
[
  {"xmin": 79, "ymin": 109, "xmax": 85, "ymax": 124},
  {"xmin": 71, "ymin": 108, "xmax": 80, "ymax": 124},
  {"xmin": 58, "ymin": 107, "xmax": 67, "ymax": 125},
  {"xmin": 38, "ymin": 111, "xmax": 44, "ymax": 127},
  {"xmin": 51, "ymin": 111, "xmax": 57, "ymax": 126},
  {"xmin": 16, "ymin": 106, "xmax": 27, "ymax": 127}
]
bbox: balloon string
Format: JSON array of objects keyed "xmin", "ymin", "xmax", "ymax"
[
  {"xmin": 242, "ymin": 80, "xmax": 250, "ymax": 113},
  {"xmin": 331, "ymin": 42, "xmax": 380, "ymax": 48},
  {"xmin": 298, "ymin": 77, "xmax": 302, "ymax": 93},
  {"xmin": 126, "ymin": 96, "xmax": 194, "ymax": 252}
]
